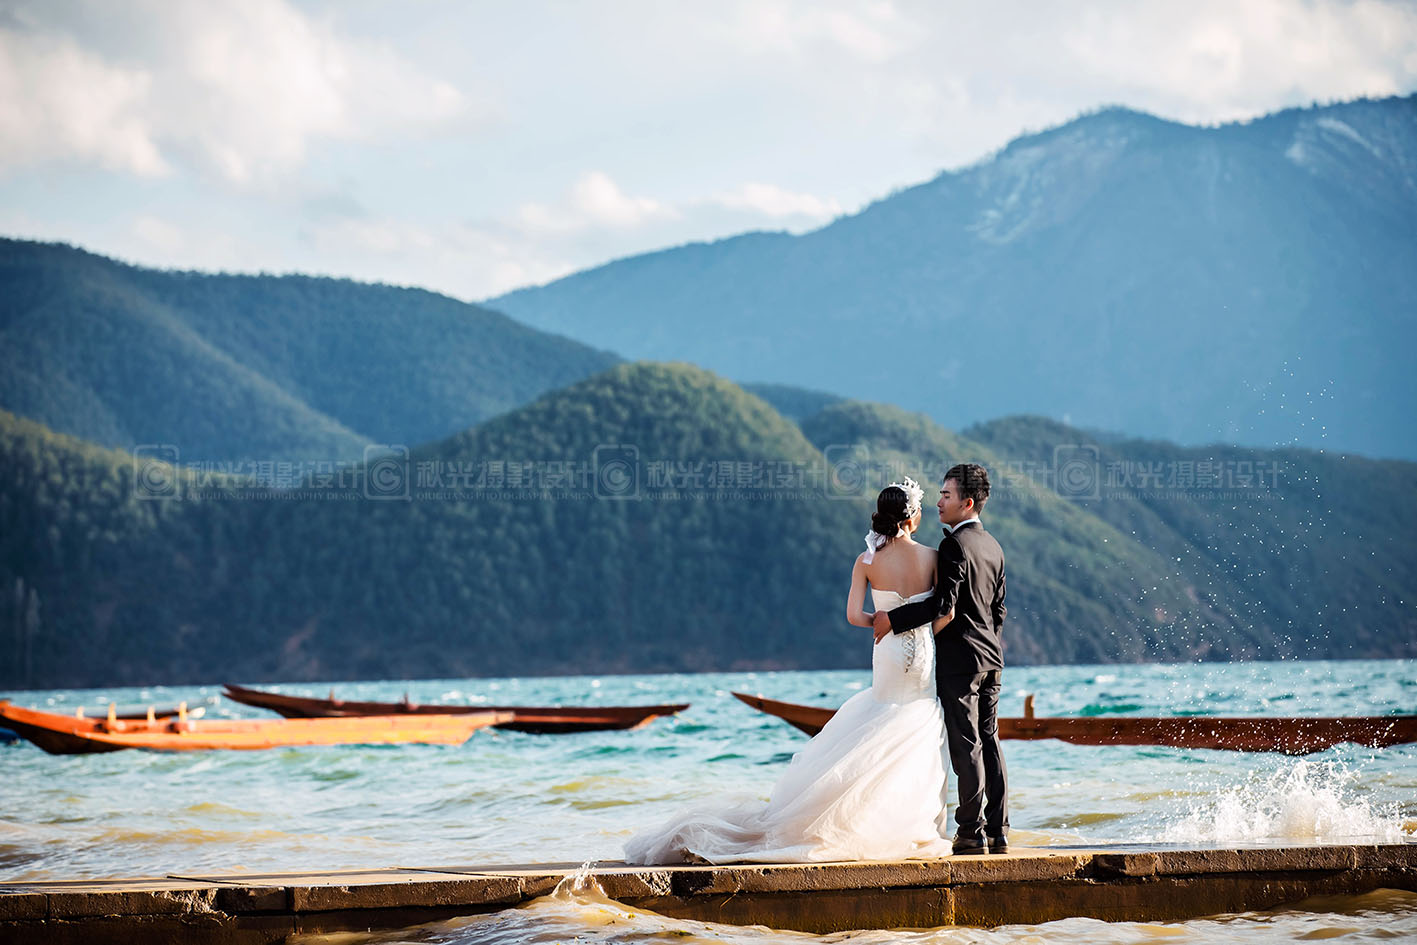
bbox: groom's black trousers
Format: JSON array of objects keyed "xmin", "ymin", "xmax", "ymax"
[{"xmin": 938, "ymin": 671, "xmax": 1008, "ymax": 840}]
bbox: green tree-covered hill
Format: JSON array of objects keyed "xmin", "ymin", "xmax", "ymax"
[
  {"xmin": 2, "ymin": 363, "xmax": 1412, "ymax": 689},
  {"xmin": 964, "ymin": 415, "xmax": 1417, "ymax": 659},
  {"xmin": 0, "ymin": 238, "xmax": 619, "ymax": 465},
  {"xmin": 797, "ymin": 401, "xmax": 1259, "ymax": 664}
]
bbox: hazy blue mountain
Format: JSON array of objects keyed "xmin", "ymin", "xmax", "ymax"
[
  {"xmin": 0, "ymin": 239, "xmax": 619, "ymax": 465},
  {"xmin": 488, "ymin": 96, "xmax": 1417, "ymax": 460},
  {"xmin": 740, "ymin": 382, "xmax": 844, "ymax": 422},
  {"xmin": 3, "ymin": 363, "xmax": 1411, "ymax": 689}
]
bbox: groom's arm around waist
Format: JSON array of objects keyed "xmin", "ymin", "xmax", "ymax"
[{"xmin": 888, "ymin": 536, "xmax": 965, "ymax": 633}]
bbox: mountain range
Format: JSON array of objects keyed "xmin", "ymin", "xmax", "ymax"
[
  {"xmin": 489, "ymin": 96, "xmax": 1417, "ymax": 461},
  {"xmin": 1, "ymin": 95, "xmax": 1413, "ymax": 689}
]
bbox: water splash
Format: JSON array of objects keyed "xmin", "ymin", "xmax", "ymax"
[
  {"xmin": 550, "ymin": 860, "xmax": 604, "ymax": 899},
  {"xmin": 1155, "ymin": 760, "xmax": 1406, "ymax": 844}
]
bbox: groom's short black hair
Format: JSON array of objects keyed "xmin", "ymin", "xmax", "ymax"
[{"xmin": 944, "ymin": 463, "xmax": 990, "ymax": 510}]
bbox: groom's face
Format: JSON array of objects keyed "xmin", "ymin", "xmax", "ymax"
[{"xmin": 938, "ymin": 478, "xmax": 973, "ymax": 526}]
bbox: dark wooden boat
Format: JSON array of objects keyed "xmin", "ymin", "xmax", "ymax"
[
  {"xmin": 222, "ymin": 684, "xmax": 689, "ymax": 734},
  {"xmin": 731, "ymin": 692, "xmax": 1417, "ymax": 754},
  {"xmin": 732, "ymin": 692, "xmax": 835, "ymax": 736},
  {"xmin": 0, "ymin": 700, "xmax": 509, "ymax": 755}
]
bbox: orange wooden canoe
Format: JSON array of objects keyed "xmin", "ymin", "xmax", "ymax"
[
  {"xmin": 0, "ymin": 700, "xmax": 510, "ymax": 755},
  {"xmin": 731, "ymin": 692, "xmax": 1417, "ymax": 754},
  {"xmin": 0, "ymin": 702, "xmax": 200, "ymax": 744},
  {"xmin": 222, "ymin": 683, "xmax": 689, "ymax": 734}
]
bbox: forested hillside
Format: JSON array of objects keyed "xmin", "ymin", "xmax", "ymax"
[
  {"xmin": 2, "ymin": 364, "xmax": 1412, "ymax": 689},
  {"xmin": 0, "ymin": 239, "xmax": 619, "ymax": 465}
]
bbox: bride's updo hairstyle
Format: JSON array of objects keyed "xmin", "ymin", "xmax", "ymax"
[
  {"xmin": 861, "ymin": 477, "xmax": 924, "ymax": 562},
  {"xmin": 871, "ymin": 486, "xmax": 912, "ymax": 537}
]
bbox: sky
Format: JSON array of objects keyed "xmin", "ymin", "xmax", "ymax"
[{"xmin": 2, "ymin": 0, "xmax": 1415, "ymax": 302}]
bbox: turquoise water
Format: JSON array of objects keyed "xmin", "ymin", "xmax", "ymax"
[{"xmin": 3, "ymin": 659, "xmax": 1415, "ymax": 942}]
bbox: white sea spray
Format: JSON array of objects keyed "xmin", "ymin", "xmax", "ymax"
[{"xmin": 1156, "ymin": 759, "xmax": 1405, "ymax": 844}]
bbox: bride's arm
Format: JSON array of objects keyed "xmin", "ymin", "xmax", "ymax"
[{"xmin": 845, "ymin": 555, "xmax": 875, "ymax": 628}]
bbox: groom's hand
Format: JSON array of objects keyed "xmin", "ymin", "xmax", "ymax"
[{"xmin": 872, "ymin": 611, "xmax": 892, "ymax": 643}]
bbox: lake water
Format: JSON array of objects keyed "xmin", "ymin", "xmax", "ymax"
[{"xmin": 3, "ymin": 659, "xmax": 1415, "ymax": 943}]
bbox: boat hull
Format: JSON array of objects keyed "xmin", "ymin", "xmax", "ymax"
[
  {"xmin": 0, "ymin": 701, "xmax": 508, "ymax": 754},
  {"xmin": 730, "ymin": 692, "xmax": 1417, "ymax": 753},
  {"xmin": 1002, "ymin": 714, "xmax": 1417, "ymax": 753},
  {"xmin": 222, "ymin": 684, "xmax": 689, "ymax": 734}
]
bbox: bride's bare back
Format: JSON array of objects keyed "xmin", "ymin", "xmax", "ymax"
[
  {"xmin": 863, "ymin": 538, "xmax": 936, "ymax": 599},
  {"xmin": 846, "ymin": 534, "xmax": 936, "ymax": 629}
]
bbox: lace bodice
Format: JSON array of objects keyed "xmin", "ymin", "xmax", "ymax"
[
  {"xmin": 870, "ymin": 588, "xmax": 937, "ymax": 704},
  {"xmin": 870, "ymin": 587, "xmax": 933, "ymax": 612}
]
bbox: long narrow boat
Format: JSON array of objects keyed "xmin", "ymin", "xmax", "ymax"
[
  {"xmin": 733, "ymin": 692, "xmax": 836, "ymax": 736},
  {"xmin": 222, "ymin": 683, "xmax": 689, "ymax": 734},
  {"xmin": 0, "ymin": 702, "xmax": 201, "ymax": 745},
  {"xmin": 0, "ymin": 700, "xmax": 510, "ymax": 755},
  {"xmin": 731, "ymin": 692, "xmax": 1417, "ymax": 754}
]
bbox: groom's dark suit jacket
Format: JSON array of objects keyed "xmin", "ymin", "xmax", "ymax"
[{"xmin": 886, "ymin": 521, "xmax": 1007, "ymax": 674}]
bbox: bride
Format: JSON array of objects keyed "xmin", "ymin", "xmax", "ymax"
[{"xmin": 623, "ymin": 478, "xmax": 953, "ymax": 864}]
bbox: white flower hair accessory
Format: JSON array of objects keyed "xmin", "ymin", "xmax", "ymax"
[
  {"xmin": 889, "ymin": 476, "xmax": 924, "ymax": 519},
  {"xmin": 861, "ymin": 476, "xmax": 925, "ymax": 563}
]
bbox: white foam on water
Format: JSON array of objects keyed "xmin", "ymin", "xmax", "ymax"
[{"xmin": 1155, "ymin": 760, "xmax": 1406, "ymax": 844}]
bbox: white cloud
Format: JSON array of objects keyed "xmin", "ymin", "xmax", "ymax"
[
  {"xmin": 1055, "ymin": 0, "xmax": 1417, "ymax": 122},
  {"xmin": 512, "ymin": 172, "xmax": 839, "ymax": 240},
  {"xmin": 516, "ymin": 171, "xmax": 678, "ymax": 234},
  {"xmin": 726, "ymin": 0, "xmax": 914, "ymax": 63},
  {"xmin": 306, "ymin": 216, "xmax": 575, "ymax": 298},
  {"xmin": 0, "ymin": 29, "xmax": 167, "ymax": 176},
  {"xmin": 713, "ymin": 183, "xmax": 843, "ymax": 220},
  {"xmin": 298, "ymin": 170, "xmax": 846, "ymax": 299},
  {"xmin": 571, "ymin": 171, "xmax": 676, "ymax": 227},
  {"xmin": 4, "ymin": 0, "xmax": 1415, "ymax": 305},
  {"xmin": 162, "ymin": 0, "xmax": 467, "ymax": 183},
  {"xmin": 0, "ymin": 0, "xmax": 471, "ymax": 184}
]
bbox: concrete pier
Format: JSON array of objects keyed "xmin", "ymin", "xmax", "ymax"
[{"xmin": 2, "ymin": 843, "xmax": 1414, "ymax": 943}]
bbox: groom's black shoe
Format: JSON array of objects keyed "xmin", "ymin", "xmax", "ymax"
[
  {"xmin": 987, "ymin": 834, "xmax": 1009, "ymax": 854},
  {"xmin": 952, "ymin": 835, "xmax": 987, "ymax": 855}
]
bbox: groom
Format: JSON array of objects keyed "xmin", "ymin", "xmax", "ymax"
[{"xmin": 873, "ymin": 463, "xmax": 1008, "ymax": 855}]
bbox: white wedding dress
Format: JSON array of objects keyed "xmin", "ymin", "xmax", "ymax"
[{"xmin": 623, "ymin": 589, "xmax": 951, "ymax": 864}]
